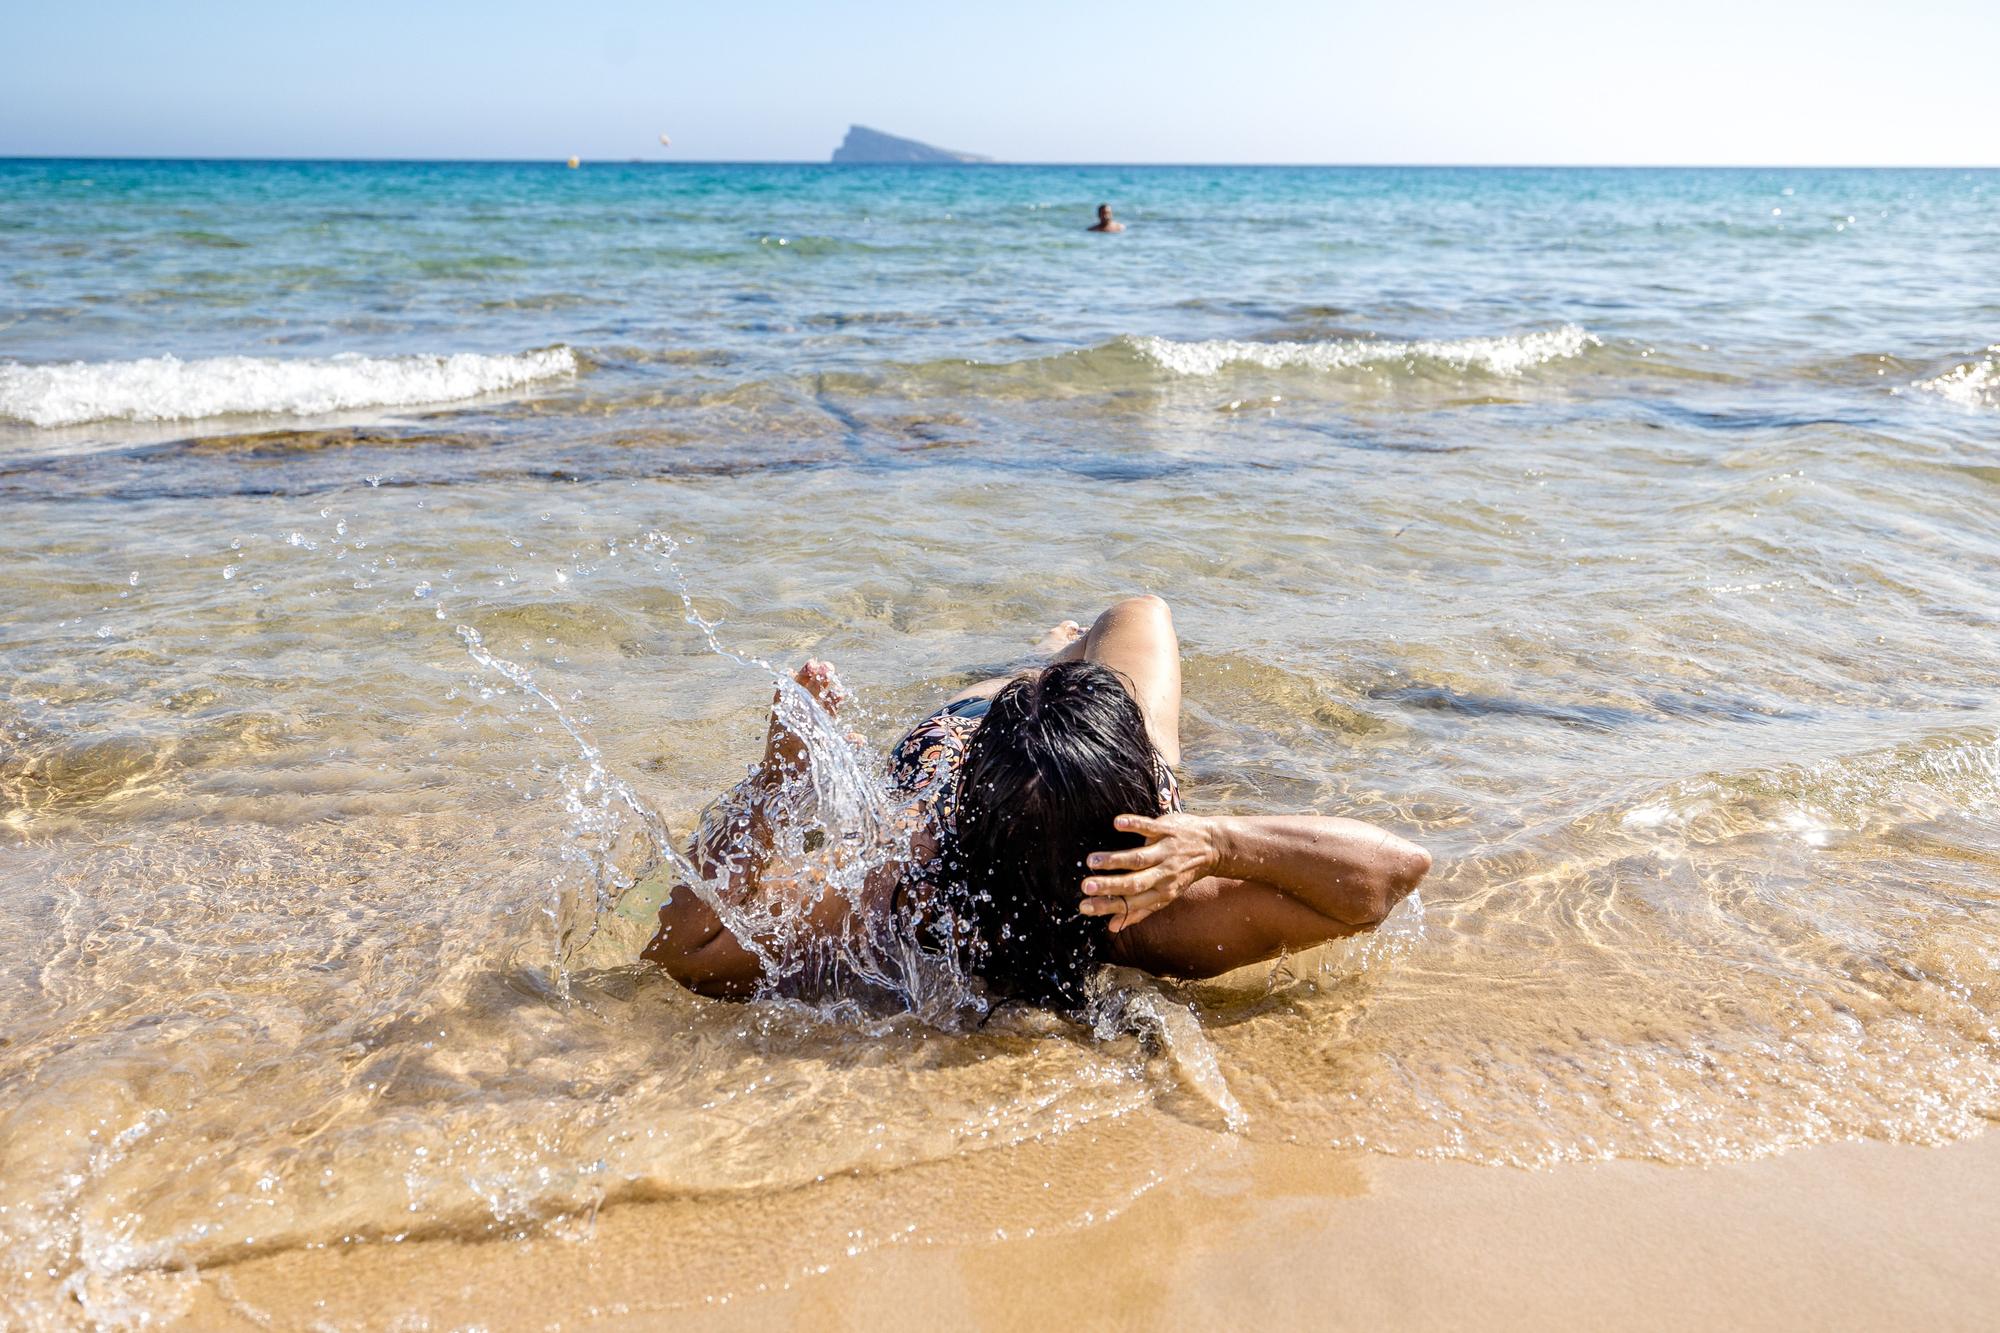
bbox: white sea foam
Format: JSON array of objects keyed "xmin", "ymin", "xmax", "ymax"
[
  {"xmin": 1909, "ymin": 348, "xmax": 2000, "ymax": 409},
  {"xmin": 0, "ymin": 347, "xmax": 578, "ymax": 428},
  {"xmin": 1127, "ymin": 325, "xmax": 1599, "ymax": 377}
]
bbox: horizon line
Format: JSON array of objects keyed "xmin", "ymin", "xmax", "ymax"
[{"xmin": 3, "ymin": 155, "xmax": 1997, "ymax": 171}]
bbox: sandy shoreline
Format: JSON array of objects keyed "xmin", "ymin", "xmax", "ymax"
[{"xmin": 170, "ymin": 1118, "xmax": 2000, "ymax": 1331}]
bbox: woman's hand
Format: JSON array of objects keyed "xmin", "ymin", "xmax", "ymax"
[
  {"xmin": 1079, "ymin": 812, "xmax": 1224, "ymax": 933},
  {"xmin": 762, "ymin": 658, "xmax": 847, "ymax": 777}
]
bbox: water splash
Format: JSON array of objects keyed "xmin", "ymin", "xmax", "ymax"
[
  {"xmin": 453, "ymin": 533, "xmax": 987, "ymax": 1023},
  {"xmin": 1093, "ymin": 971, "xmax": 1247, "ymax": 1130},
  {"xmin": 455, "ymin": 623, "xmax": 671, "ymax": 983},
  {"xmin": 1907, "ymin": 347, "xmax": 2000, "ymax": 409}
]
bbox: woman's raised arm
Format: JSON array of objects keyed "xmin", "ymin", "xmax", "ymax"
[
  {"xmin": 643, "ymin": 659, "xmax": 862, "ymax": 998},
  {"xmin": 1087, "ymin": 812, "xmax": 1431, "ymax": 977}
]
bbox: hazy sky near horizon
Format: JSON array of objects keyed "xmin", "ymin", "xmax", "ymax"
[{"xmin": 6, "ymin": 0, "xmax": 1996, "ymax": 165}]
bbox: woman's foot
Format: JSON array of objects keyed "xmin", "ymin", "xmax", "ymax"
[
  {"xmin": 762, "ymin": 658, "xmax": 845, "ymax": 775},
  {"xmin": 1033, "ymin": 619, "xmax": 1084, "ymax": 657}
]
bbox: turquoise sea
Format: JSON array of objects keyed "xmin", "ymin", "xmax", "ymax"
[{"xmin": 2, "ymin": 160, "xmax": 1998, "ymax": 1325}]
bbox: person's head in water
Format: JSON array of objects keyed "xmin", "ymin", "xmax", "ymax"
[
  {"xmin": 944, "ymin": 660, "xmax": 1161, "ymax": 1011},
  {"xmin": 1090, "ymin": 203, "xmax": 1124, "ymax": 232}
]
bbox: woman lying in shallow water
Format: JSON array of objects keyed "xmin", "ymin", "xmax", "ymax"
[{"xmin": 644, "ymin": 596, "xmax": 1432, "ymax": 1010}]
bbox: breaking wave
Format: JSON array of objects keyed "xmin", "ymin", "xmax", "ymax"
[
  {"xmin": 0, "ymin": 347, "xmax": 578, "ymax": 428},
  {"xmin": 1126, "ymin": 325, "xmax": 1599, "ymax": 378},
  {"xmin": 1908, "ymin": 348, "xmax": 2000, "ymax": 409}
]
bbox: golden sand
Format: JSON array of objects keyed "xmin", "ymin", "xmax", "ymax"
[{"xmin": 171, "ymin": 1124, "xmax": 2000, "ymax": 1331}]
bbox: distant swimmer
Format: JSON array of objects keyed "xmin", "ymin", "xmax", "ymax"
[{"xmin": 1088, "ymin": 203, "xmax": 1125, "ymax": 233}]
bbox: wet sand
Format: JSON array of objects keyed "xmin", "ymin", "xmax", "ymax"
[{"xmin": 176, "ymin": 1128, "xmax": 2000, "ymax": 1330}]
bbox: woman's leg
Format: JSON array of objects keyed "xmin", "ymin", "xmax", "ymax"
[
  {"xmin": 946, "ymin": 619, "xmax": 1085, "ymax": 706},
  {"xmin": 945, "ymin": 599, "xmax": 1183, "ymax": 767},
  {"xmin": 1079, "ymin": 595, "xmax": 1182, "ymax": 768}
]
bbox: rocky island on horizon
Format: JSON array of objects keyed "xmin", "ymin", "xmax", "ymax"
[{"xmin": 830, "ymin": 125, "xmax": 992, "ymax": 164}]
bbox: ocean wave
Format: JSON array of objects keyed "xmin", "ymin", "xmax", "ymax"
[
  {"xmin": 1908, "ymin": 348, "xmax": 2000, "ymax": 409},
  {"xmin": 0, "ymin": 347, "xmax": 578, "ymax": 428},
  {"xmin": 1126, "ymin": 325, "xmax": 1600, "ymax": 378},
  {"xmin": 806, "ymin": 325, "xmax": 1611, "ymax": 405}
]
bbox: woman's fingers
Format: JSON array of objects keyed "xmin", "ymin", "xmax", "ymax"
[
  {"xmin": 1107, "ymin": 886, "xmax": 1180, "ymax": 931},
  {"xmin": 1080, "ymin": 812, "xmax": 1205, "ymax": 924},
  {"xmin": 1112, "ymin": 812, "xmax": 1167, "ymax": 839},
  {"xmin": 1080, "ymin": 865, "xmax": 1166, "ymax": 899},
  {"xmin": 1084, "ymin": 842, "xmax": 1167, "ymax": 875},
  {"xmin": 1080, "ymin": 893, "xmax": 1169, "ymax": 925},
  {"xmin": 1079, "ymin": 860, "xmax": 1200, "ymax": 907},
  {"xmin": 794, "ymin": 658, "xmax": 846, "ymax": 714}
]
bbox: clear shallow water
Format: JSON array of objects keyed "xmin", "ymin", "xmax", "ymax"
[{"xmin": 2, "ymin": 160, "xmax": 1998, "ymax": 1325}]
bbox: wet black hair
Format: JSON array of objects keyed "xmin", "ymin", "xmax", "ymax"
[{"xmin": 942, "ymin": 660, "xmax": 1162, "ymax": 1012}]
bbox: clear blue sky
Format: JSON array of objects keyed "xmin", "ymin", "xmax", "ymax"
[{"xmin": 5, "ymin": 0, "xmax": 1996, "ymax": 164}]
